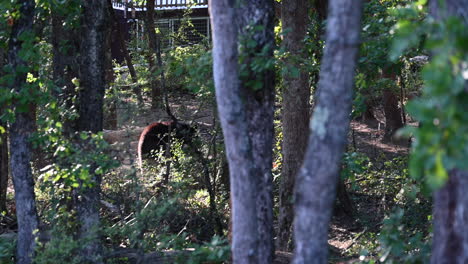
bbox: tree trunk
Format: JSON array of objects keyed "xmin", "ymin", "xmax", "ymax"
[
  {"xmin": 429, "ymin": 1, "xmax": 468, "ymax": 263},
  {"xmin": 293, "ymin": 0, "xmax": 363, "ymax": 263},
  {"xmin": 382, "ymin": 88, "xmax": 403, "ymax": 142},
  {"xmin": 146, "ymin": 0, "xmax": 162, "ymax": 109},
  {"xmin": 107, "ymin": 0, "xmax": 143, "ymax": 105},
  {"xmin": 432, "ymin": 169, "xmax": 468, "ymax": 263},
  {"xmin": 277, "ymin": 0, "xmax": 310, "ymax": 252},
  {"xmin": 210, "ymin": 0, "xmax": 276, "ymax": 262},
  {"xmin": 237, "ymin": 1, "xmax": 276, "ymax": 263},
  {"xmin": 7, "ymin": 1, "xmax": 39, "ymax": 263},
  {"xmin": 51, "ymin": 8, "xmax": 80, "ymax": 135},
  {"xmin": 77, "ymin": 1, "xmax": 109, "ymax": 262}
]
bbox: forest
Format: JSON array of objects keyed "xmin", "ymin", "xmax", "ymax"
[{"xmin": 0, "ymin": 0, "xmax": 467, "ymax": 263}]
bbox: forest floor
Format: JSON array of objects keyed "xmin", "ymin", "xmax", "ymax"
[
  {"xmin": 0, "ymin": 92, "xmax": 414, "ymax": 263},
  {"xmin": 102, "ymin": 92, "xmax": 414, "ymax": 263}
]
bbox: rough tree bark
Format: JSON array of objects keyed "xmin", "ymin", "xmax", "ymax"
[
  {"xmin": 51, "ymin": 8, "xmax": 80, "ymax": 134},
  {"xmin": 7, "ymin": 1, "xmax": 40, "ymax": 263},
  {"xmin": 146, "ymin": 0, "xmax": 162, "ymax": 109},
  {"xmin": 293, "ymin": 0, "xmax": 363, "ymax": 263},
  {"xmin": 210, "ymin": 1, "xmax": 258, "ymax": 262},
  {"xmin": 429, "ymin": 1, "xmax": 468, "ymax": 263},
  {"xmin": 210, "ymin": 0, "xmax": 275, "ymax": 262},
  {"xmin": 277, "ymin": 0, "xmax": 310, "ymax": 251},
  {"xmin": 77, "ymin": 1, "xmax": 109, "ymax": 262},
  {"xmin": 238, "ymin": 1, "xmax": 276, "ymax": 263}
]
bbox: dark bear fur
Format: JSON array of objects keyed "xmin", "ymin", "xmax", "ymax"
[{"xmin": 137, "ymin": 121, "xmax": 195, "ymax": 168}]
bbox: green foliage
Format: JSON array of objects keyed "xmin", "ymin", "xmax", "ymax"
[
  {"xmin": 34, "ymin": 223, "xmax": 82, "ymax": 264},
  {"xmin": 0, "ymin": 235, "xmax": 15, "ymax": 264},
  {"xmin": 376, "ymin": 208, "xmax": 431, "ymax": 263},
  {"xmin": 392, "ymin": 3, "xmax": 468, "ymax": 190},
  {"xmin": 179, "ymin": 236, "xmax": 230, "ymax": 264},
  {"xmin": 344, "ymin": 155, "xmax": 432, "ymax": 262},
  {"xmin": 239, "ymin": 24, "xmax": 275, "ymax": 91},
  {"xmin": 166, "ymin": 44, "xmax": 214, "ymax": 97},
  {"xmin": 341, "ymin": 152, "xmax": 370, "ymax": 184}
]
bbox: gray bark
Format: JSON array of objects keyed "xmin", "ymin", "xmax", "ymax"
[
  {"xmin": 77, "ymin": 1, "xmax": 109, "ymax": 262},
  {"xmin": 237, "ymin": 1, "xmax": 276, "ymax": 263},
  {"xmin": 277, "ymin": 0, "xmax": 310, "ymax": 251},
  {"xmin": 292, "ymin": 0, "xmax": 363, "ymax": 263},
  {"xmin": 7, "ymin": 1, "xmax": 39, "ymax": 263},
  {"xmin": 429, "ymin": 1, "xmax": 468, "ymax": 263},
  {"xmin": 210, "ymin": 0, "xmax": 276, "ymax": 261},
  {"xmin": 432, "ymin": 169, "xmax": 468, "ymax": 263}
]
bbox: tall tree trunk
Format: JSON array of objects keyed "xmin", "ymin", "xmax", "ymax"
[
  {"xmin": 51, "ymin": 9, "xmax": 80, "ymax": 135},
  {"xmin": 211, "ymin": 2, "xmax": 258, "ymax": 260},
  {"xmin": 0, "ymin": 121, "xmax": 8, "ymax": 213},
  {"xmin": 211, "ymin": 0, "xmax": 275, "ymax": 262},
  {"xmin": 237, "ymin": 1, "xmax": 276, "ymax": 263},
  {"xmin": 107, "ymin": 0, "xmax": 143, "ymax": 105},
  {"xmin": 77, "ymin": 1, "xmax": 109, "ymax": 262},
  {"xmin": 146, "ymin": 0, "xmax": 162, "ymax": 109},
  {"xmin": 293, "ymin": 0, "xmax": 363, "ymax": 263},
  {"xmin": 429, "ymin": 1, "xmax": 468, "ymax": 263},
  {"xmin": 7, "ymin": 1, "xmax": 39, "ymax": 263},
  {"xmin": 277, "ymin": 0, "xmax": 310, "ymax": 251}
]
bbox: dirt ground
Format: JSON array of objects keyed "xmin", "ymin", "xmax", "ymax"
[
  {"xmin": 0, "ymin": 93, "xmax": 412, "ymax": 263},
  {"xmin": 102, "ymin": 93, "xmax": 413, "ymax": 263}
]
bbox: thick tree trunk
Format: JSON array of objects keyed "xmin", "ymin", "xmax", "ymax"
[
  {"xmin": 293, "ymin": 0, "xmax": 363, "ymax": 263},
  {"xmin": 211, "ymin": 0, "xmax": 275, "ymax": 261},
  {"xmin": 237, "ymin": 1, "xmax": 276, "ymax": 263},
  {"xmin": 7, "ymin": 1, "xmax": 39, "ymax": 263},
  {"xmin": 432, "ymin": 169, "xmax": 468, "ymax": 263},
  {"xmin": 146, "ymin": 0, "xmax": 162, "ymax": 109},
  {"xmin": 277, "ymin": 0, "xmax": 310, "ymax": 251},
  {"xmin": 77, "ymin": 1, "xmax": 109, "ymax": 263},
  {"xmin": 429, "ymin": 1, "xmax": 468, "ymax": 263}
]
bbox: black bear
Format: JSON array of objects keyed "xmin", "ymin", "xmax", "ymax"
[{"xmin": 137, "ymin": 121, "xmax": 195, "ymax": 169}]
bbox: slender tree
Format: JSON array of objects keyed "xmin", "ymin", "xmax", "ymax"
[
  {"xmin": 277, "ymin": 0, "xmax": 310, "ymax": 251},
  {"xmin": 145, "ymin": 0, "xmax": 162, "ymax": 109},
  {"xmin": 7, "ymin": 0, "xmax": 39, "ymax": 263},
  {"xmin": 51, "ymin": 4, "xmax": 80, "ymax": 134},
  {"xmin": 428, "ymin": 1, "xmax": 468, "ymax": 262},
  {"xmin": 76, "ymin": 1, "xmax": 109, "ymax": 262},
  {"xmin": 210, "ymin": 0, "xmax": 275, "ymax": 262},
  {"xmin": 107, "ymin": 0, "xmax": 143, "ymax": 105},
  {"xmin": 293, "ymin": 0, "xmax": 363, "ymax": 263}
]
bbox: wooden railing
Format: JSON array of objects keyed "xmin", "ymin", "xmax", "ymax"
[{"xmin": 112, "ymin": 0, "xmax": 208, "ymax": 9}]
